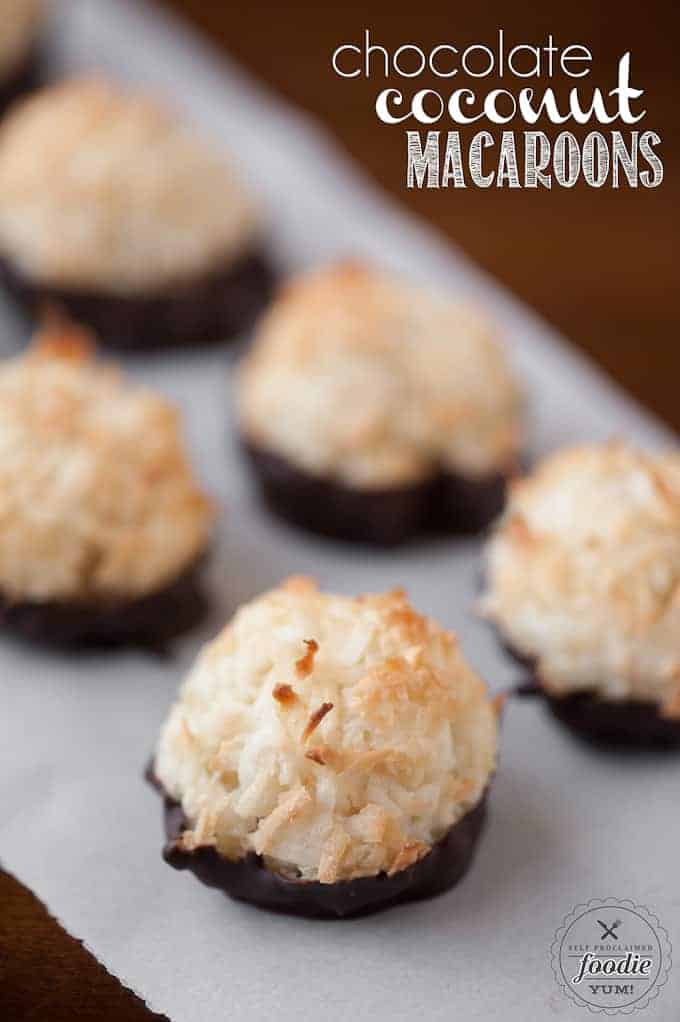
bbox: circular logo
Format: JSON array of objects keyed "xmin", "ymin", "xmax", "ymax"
[{"xmin": 551, "ymin": 899, "xmax": 672, "ymax": 1014}]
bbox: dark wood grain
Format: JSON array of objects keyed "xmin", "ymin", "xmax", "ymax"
[
  {"xmin": 5, "ymin": 2, "xmax": 678, "ymax": 1020},
  {"xmin": 0, "ymin": 869, "xmax": 168, "ymax": 1021}
]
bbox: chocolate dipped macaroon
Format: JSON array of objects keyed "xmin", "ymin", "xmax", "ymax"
[
  {"xmin": 482, "ymin": 442, "xmax": 680, "ymax": 747},
  {"xmin": 236, "ymin": 262, "xmax": 522, "ymax": 545},
  {"xmin": 0, "ymin": 318, "xmax": 214, "ymax": 645},
  {"xmin": 0, "ymin": 1, "xmax": 44, "ymax": 113},
  {"xmin": 151, "ymin": 577, "xmax": 498, "ymax": 917},
  {"xmin": 0, "ymin": 79, "xmax": 274, "ymax": 349}
]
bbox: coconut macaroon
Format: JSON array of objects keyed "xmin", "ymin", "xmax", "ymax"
[
  {"xmin": 151, "ymin": 578, "xmax": 497, "ymax": 917},
  {"xmin": 0, "ymin": 318, "xmax": 213, "ymax": 644},
  {"xmin": 482, "ymin": 442, "xmax": 680, "ymax": 746},
  {"xmin": 0, "ymin": 78, "xmax": 274, "ymax": 348},
  {"xmin": 0, "ymin": 1, "xmax": 43, "ymax": 112},
  {"xmin": 237, "ymin": 262, "xmax": 522, "ymax": 545}
]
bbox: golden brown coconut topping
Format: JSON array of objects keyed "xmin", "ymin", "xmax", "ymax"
[
  {"xmin": 155, "ymin": 578, "xmax": 498, "ymax": 883},
  {"xmin": 0, "ymin": 317, "xmax": 213, "ymax": 603},
  {"xmin": 238, "ymin": 262, "xmax": 521, "ymax": 488},
  {"xmin": 482, "ymin": 442, "xmax": 680, "ymax": 716}
]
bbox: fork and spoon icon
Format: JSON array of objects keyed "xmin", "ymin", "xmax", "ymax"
[{"xmin": 597, "ymin": 919, "xmax": 622, "ymax": 940}]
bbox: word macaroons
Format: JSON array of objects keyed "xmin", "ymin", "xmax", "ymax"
[
  {"xmin": 407, "ymin": 130, "xmax": 663, "ymax": 191},
  {"xmin": 482, "ymin": 442, "xmax": 680, "ymax": 746},
  {"xmin": 237, "ymin": 262, "xmax": 522, "ymax": 544},
  {"xmin": 151, "ymin": 578, "xmax": 497, "ymax": 917},
  {"xmin": 0, "ymin": 318, "xmax": 213, "ymax": 645}
]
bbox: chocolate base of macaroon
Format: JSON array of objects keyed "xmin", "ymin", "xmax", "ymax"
[
  {"xmin": 149, "ymin": 772, "xmax": 488, "ymax": 918},
  {"xmin": 241, "ymin": 439, "xmax": 507, "ymax": 546},
  {"xmin": 501, "ymin": 638, "xmax": 680, "ymax": 748},
  {"xmin": 0, "ymin": 249, "xmax": 275, "ymax": 351},
  {"xmin": 0, "ymin": 47, "xmax": 42, "ymax": 114},
  {"xmin": 0, "ymin": 562, "xmax": 209, "ymax": 648},
  {"xmin": 545, "ymin": 691, "xmax": 680, "ymax": 748}
]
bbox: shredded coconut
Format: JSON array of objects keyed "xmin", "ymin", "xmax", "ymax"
[
  {"xmin": 0, "ymin": 78, "xmax": 260, "ymax": 292},
  {"xmin": 155, "ymin": 578, "xmax": 497, "ymax": 883},
  {"xmin": 237, "ymin": 262, "xmax": 521, "ymax": 487},
  {"xmin": 0, "ymin": 318, "xmax": 213, "ymax": 602},
  {"xmin": 482, "ymin": 442, "xmax": 680, "ymax": 715}
]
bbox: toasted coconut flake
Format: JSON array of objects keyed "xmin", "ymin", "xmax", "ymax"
[
  {"xmin": 305, "ymin": 747, "xmax": 326, "ymax": 766},
  {"xmin": 305, "ymin": 743, "xmax": 345, "ymax": 772},
  {"xmin": 273, "ymin": 683, "xmax": 297, "ymax": 707},
  {"xmin": 388, "ymin": 840, "xmax": 430, "ymax": 876},
  {"xmin": 318, "ymin": 825, "xmax": 351, "ymax": 884},
  {"xmin": 301, "ymin": 702, "xmax": 333, "ymax": 743},
  {"xmin": 295, "ymin": 638, "xmax": 318, "ymax": 679},
  {"xmin": 253, "ymin": 787, "xmax": 312, "ymax": 855},
  {"xmin": 349, "ymin": 803, "xmax": 390, "ymax": 845}
]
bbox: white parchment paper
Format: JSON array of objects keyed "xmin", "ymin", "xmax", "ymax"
[{"xmin": 1, "ymin": 2, "xmax": 678, "ymax": 1019}]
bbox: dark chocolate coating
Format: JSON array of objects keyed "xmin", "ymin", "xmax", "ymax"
[
  {"xmin": 241, "ymin": 439, "xmax": 507, "ymax": 545},
  {"xmin": 545, "ymin": 691, "xmax": 680, "ymax": 747},
  {"xmin": 151, "ymin": 774, "xmax": 488, "ymax": 918},
  {"xmin": 0, "ymin": 561, "xmax": 208, "ymax": 648},
  {"xmin": 0, "ymin": 248, "xmax": 275, "ymax": 351},
  {"xmin": 501, "ymin": 635, "xmax": 680, "ymax": 747},
  {"xmin": 0, "ymin": 46, "xmax": 42, "ymax": 114}
]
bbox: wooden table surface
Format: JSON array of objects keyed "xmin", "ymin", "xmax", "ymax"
[{"xmin": 3, "ymin": 2, "xmax": 678, "ymax": 1020}]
